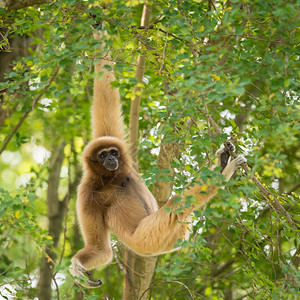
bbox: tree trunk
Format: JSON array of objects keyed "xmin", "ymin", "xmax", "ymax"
[
  {"xmin": 122, "ymin": 141, "xmax": 179, "ymax": 299},
  {"xmin": 123, "ymin": 5, "xmax": 155, "ymax": 300},
  {"xmin": 38, "ymin": 141, "xmax": 66, "ymax": 300},
  {"xmin": 124, "ymin": 135, "xmax": 179, "ymax": 299},
  {"xmin": 123, "ymin": 5, "xmax": 181, "ymax": 297},
  {"xmin": 123, "ymin": 250, "xmax": 157, "ymax": 300}
]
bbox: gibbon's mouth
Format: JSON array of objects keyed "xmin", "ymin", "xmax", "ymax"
[{"xmin": 104, "ymin": 161, "xmax": 119, "ymax": 171}]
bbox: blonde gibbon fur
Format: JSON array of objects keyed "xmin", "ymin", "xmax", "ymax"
[{"xmin": 70, "ymin": 32, "xmax": 246, "ymax": 288}]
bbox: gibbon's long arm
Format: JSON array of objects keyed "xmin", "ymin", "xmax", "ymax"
[
  {"xmin": 92, "ymin": 33, "xmax": 126, "ymax": 140},
  {"xmin": 113, "ymin": 153, "xmax": 246, "ymax": 256},
  {"xmin": 70, "ymin": 211, "xmax": 112, "ymax": 287}
]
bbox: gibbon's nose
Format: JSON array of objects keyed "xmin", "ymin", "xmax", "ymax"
[{"xmin": 104, "ymin": 155, "xmax": 119, "ymax": 171}]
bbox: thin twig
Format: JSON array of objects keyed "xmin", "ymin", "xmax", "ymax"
[
  {"xmin": 112, "ymin": 247, "xmax": 127, "ymax": 276},
  {"xmin": 159, "ymin": 25, "xmax": 169, "ymax": 74},
  {"xmin": 53, "ymin": 275, "xmax": 60, "ymax": 300},
  {"xmin": 139, "ymin": 280, "xmax": 195, "ymax": 300},
  {"xmin": 0, "ymin": 220, "xmax": 52, "ymax": 262},
  {"xmin": 286, "ymin": 182, "xmax": 300, "ymax": 195}
]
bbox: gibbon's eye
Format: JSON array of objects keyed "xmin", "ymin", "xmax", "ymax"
[
  {"xmin": 110, "ymin": 149, "xmax": 119, "ymax": 157},
  {"xmin": 98, "ymin": 151, "xmax": 108, "ymax": 160}
]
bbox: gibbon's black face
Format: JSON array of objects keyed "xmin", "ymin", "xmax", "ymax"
[{"xmin": 97, "ymin": 147, "xmax": 120, "ymax": 171}]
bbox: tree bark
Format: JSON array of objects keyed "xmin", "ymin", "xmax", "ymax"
[{"xmin": 38, "ymin": 141, "xmax": 66, "ymax": 300}]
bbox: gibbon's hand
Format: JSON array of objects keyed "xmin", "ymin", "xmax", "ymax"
[
  {"xmin": 70, "ymin": 257, "xmax": 102, "ymax": 288},
  {"xmin": 217, "ymin": 141, "xmax": 247, "ymax": 181}
]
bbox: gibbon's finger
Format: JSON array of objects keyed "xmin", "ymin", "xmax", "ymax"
[
  {"xmin": 73, "ymin": 275, "xmax": 102, "ymax": 289},
  {"xmin": 80, "ymin": 279, "xmax": 103, "ymax": 289},
  {"xmin": 70, "ymin": 258, "xmax": 102, "ymax": 288},
  {"xmin": 233, "ymin": 155, "xmax": 247, "ymax": 167},
  {"xmin": 72, "ymin": 269, "xmax": 103, "ymax": 289},
  {"xmin": 77, "ymin": 263, "xmax": 92, "ymax": 276}
]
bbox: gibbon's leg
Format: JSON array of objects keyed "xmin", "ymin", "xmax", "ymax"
[
  {"xmin": 70, "ymin": 213, "xmax": 113, "ymax": 288},
  {"xmin": 120, "ymin": 144, "xmax": 246, "ymax": 256}
]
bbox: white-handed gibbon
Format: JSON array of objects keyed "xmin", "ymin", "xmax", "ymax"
[{"xmin": 69, "ymin": 32, "xmax": 246, "ymax": 288}]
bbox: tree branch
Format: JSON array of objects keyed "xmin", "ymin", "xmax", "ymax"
[
  {"xmin": 200, "ymin": 109, "xmax": 298, "ymax": 230},
  {"xmin": 0, "ymin": 67, "xmax": 59, "ymax": 155},
  {"xmin": 286, "ymin": 182, "xmax": 300, "ymax": 195},
  {"xmin": 139, "ymin": 280, "xmax": 194, "ymax": 300},
  {"xmin": 5, "ymin": 0, "xmax": 48, "ymax": 10},
  {"xmin": 129, "ymin": 5, "xmax": 152, "ymax": 165}
]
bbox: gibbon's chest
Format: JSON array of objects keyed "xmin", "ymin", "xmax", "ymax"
[{"xmin": 105, "ymin": 175, "xmax": 158, "ymax": 235}]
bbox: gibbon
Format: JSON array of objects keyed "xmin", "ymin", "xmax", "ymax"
[{"xmin": 69, "ymin": 32, "xmax": 246, "ymax": 288}]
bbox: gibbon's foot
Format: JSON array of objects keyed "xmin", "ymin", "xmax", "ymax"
[{"xmin": 70, "ymin": 258, "xmax": 102, "ymax": 288}]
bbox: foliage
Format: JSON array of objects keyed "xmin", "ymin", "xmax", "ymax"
[
  {"xmin": 0, "ymin": 0, "xmax": 299, "ymax": 299},
  {"xmin": 0, "ymin": 188, "xmax": 52, "ymax": 298}
]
